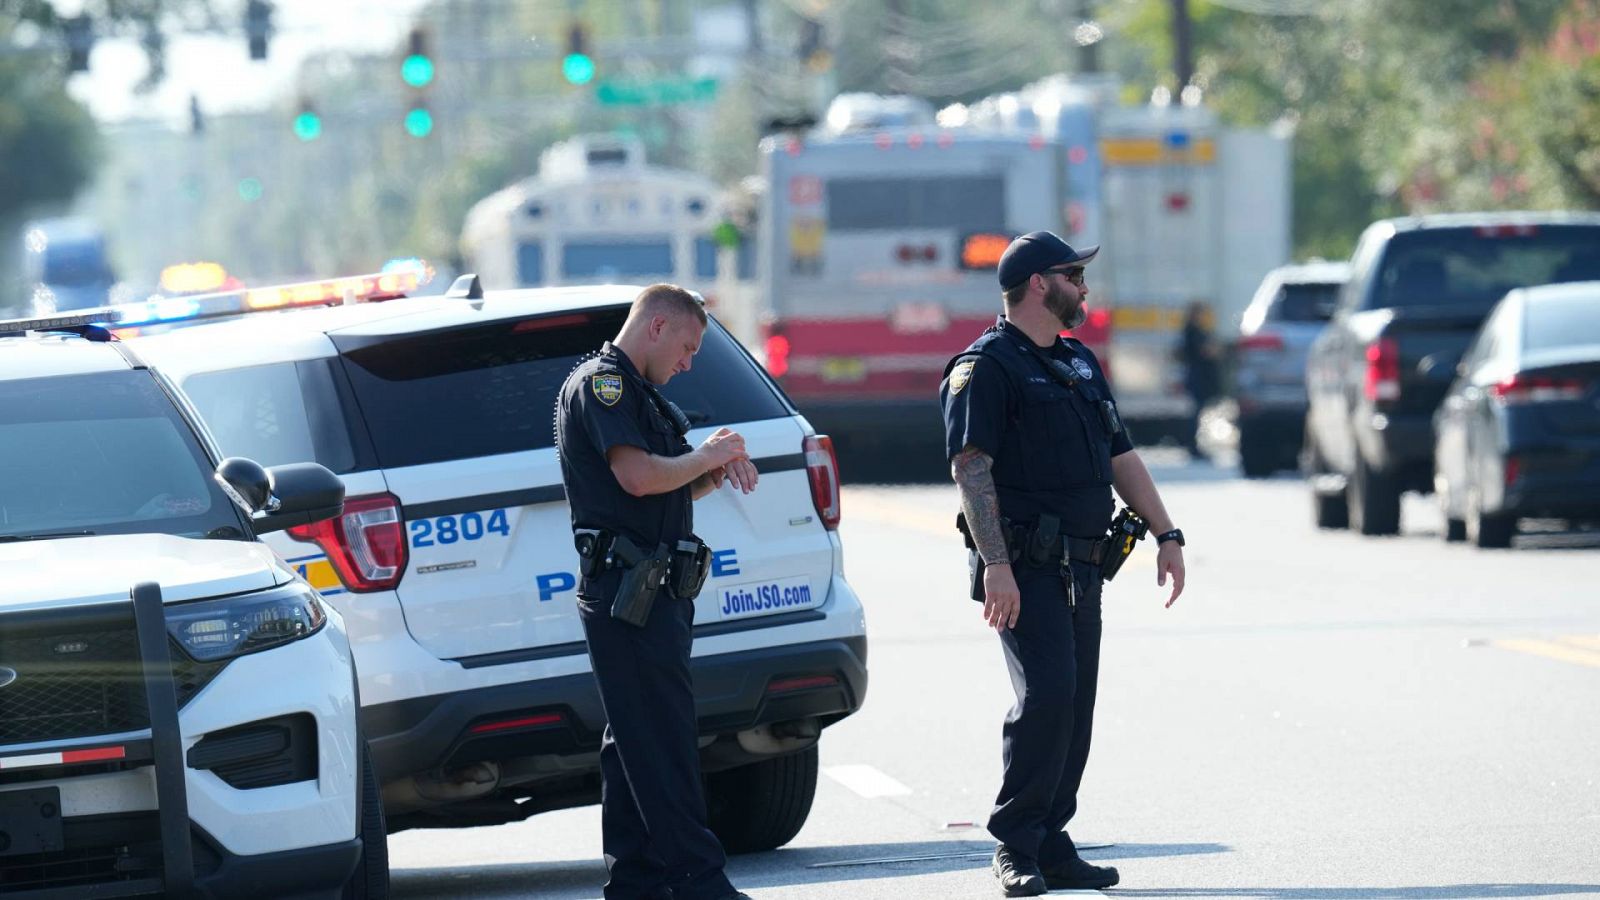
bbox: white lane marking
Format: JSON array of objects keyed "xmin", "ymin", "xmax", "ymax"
[{"xmin": 823, "ymin": 764, "xmax": 913, "ymax": 798}]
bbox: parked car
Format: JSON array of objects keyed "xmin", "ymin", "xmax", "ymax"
[
  {"xmin": 0, "ymin": 312, "xmax": 383, "ymax": 899},
  {"xmin": 1233, "ymin": 261, "xmax": 1348, "ymax": 477},
  {"xmin": 1434, "ymin": 282, "xmax": 1600, "ymax": 547},
  {"xmin": 128, "ymin": 275, "xmax": 868, "ymax": 850},
  {"xmin": 1305, "ymin": 212, "xmax": 1600, "ymax": 535}
]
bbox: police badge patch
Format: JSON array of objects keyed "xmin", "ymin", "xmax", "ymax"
[
  {"xmin": 949, "ymin": 359, "xmax": 976, "ymax": 395},
  {"xmin": 591, "ymin": 373, "xmax": 624, "ymax": 406},
  {"xmin": 1071, "ymin": 358, "xmax": 1094, "ymax": 381}
]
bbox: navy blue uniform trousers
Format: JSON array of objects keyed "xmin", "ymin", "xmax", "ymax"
[
  {"xmin": 580, "ymin": 592, "xmax": 733, "ymax": 900},
  {"xmin": 987, "ymin": 559, "xmax": 1104, "ymax": 863}
]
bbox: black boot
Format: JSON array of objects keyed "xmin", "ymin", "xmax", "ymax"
[
  {"xmin": 991, "ymin": 845, "xmax": 1047, "ymax": 897},
  {"xmin": 1040, "ymin": 854, "xmax": 1119, "ymax": 890}
]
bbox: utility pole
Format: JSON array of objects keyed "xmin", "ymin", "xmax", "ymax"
[
  {"xmin": 1172, "ymin": 0, "xmax": 1193, "ymax": 88},
  {"xmin": 1075, "ymin": 0, "xmax": 1100, "ymax": 74}
]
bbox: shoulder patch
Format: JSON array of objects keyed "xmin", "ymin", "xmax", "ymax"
[
  {"xmin": 1071, "ymin": 357, "xmax": 1094, "ymax": 381},
  {"xmin": 949, "ymin": 359, "xmax": 977, "ymax": 395},
  {"xmin": 591, "ymin": 373, "xmax": 624, "ymax": 406}
]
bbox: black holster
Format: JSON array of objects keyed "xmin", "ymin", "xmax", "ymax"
[
  {"xmin": 668, "ymin": 538, "xmax": 711, "ymax": 601},
  {"xmin": 609, "ymin": 535, "xmax": 669, "ymax": 627}
]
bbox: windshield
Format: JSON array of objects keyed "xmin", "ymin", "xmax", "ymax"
[
  {"xmin": 0, "ymin": 370, "xmax": 246, "ymax": 541},
  {"xmin": 1371, "ymin": 226, "xmax": 1600, "ymax": 310}
]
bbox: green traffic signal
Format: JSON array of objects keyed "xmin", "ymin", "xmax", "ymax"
[
  {"xmin": 562, "ymin": 52, "xmax": 596, "ymax": 85},
  {"xmin": 404, "ymin": 107, "xmax": 434, "ymax": 138},
  {"xmin": 401, "ymin": 54, "xmax": 434, "ymax": 88},
  {"xmin": 292, "ymin": 110, "xmax": 322, "ymax": 141}
]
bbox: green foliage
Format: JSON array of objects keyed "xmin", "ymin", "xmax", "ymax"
[{"xmin": 0, "ymin": 45, "xmax": 100, "ymax": 218}]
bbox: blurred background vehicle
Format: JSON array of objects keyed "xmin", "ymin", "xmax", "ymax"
[
  {"xmin": 1434, "ymin": 282, "xmax": 1600, "ymax": 548},
  {"xmin": 21, "ymin": 218, "xmax": 119, "ymax": 314},
  {"xmin": 1231, "ymin": 260, "xmax": 1347, "ymax": 478},
  {"xmin": 1305, "ymin": 213, "xmax": 1600, "ymax": 536}
]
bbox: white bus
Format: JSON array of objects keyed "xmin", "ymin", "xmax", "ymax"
[{"xmin": 459, "ymin": 135, "xmax": 753, "ymax": 318}]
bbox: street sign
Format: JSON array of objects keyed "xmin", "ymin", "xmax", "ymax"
[{"xmin": 595, "ymin": 76, "xmax": 719, "ymax": 107}]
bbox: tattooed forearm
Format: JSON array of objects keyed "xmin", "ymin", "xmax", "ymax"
[{"xmin": 952, "ymin": 447, "xmax": 1010, "ymax": 566}]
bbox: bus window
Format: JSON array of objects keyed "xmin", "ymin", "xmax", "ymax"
[
  {"xmin": 517, "ymin": 242, "xmax": 544, "ymax": 285},
  {"xmin": 824, "ymin": 176, "xmax": 1006, "ymax": 231},
  {"xmin": 562, "ymin": 240, "xmax": 673, "ymax": 278},
  {"xmin": 695, "ymin": 237, "xmax": 718, "ymax": 279}
]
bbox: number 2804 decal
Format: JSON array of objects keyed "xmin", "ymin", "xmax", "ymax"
[{"xmin": 410, "ymin": 509, "xmax": 511, "ymax": 547}]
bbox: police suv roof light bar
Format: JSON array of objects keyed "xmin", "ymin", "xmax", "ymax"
[{"xmin": 0, "ymin": 309, "xmax": 123, "ymax": 341}]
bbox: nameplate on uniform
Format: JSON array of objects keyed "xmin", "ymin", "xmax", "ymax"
[{"xmin": 591, "ymin": 373, "xmax": 624, "ymax": 406}]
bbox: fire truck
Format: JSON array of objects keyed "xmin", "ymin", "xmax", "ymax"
[
  {"xmin": 962, "ymin": 75, "xmax": 1293, "ymax": 437},
  {"xmin": 752, "ymin": 94, "xmax": 1107, "ymax": 452}
]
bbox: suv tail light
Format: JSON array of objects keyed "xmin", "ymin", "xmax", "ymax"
[
  {"xmin": 288, "ymin": 493, "xmax": 408, "ymax": 592},
  {"xmin": 803, "ymin": 435, "xmax": 841, "ymax": 530},
  {"xmin": 1237, "ymin": 332, "xmax": 1285, "ymax": 352},
  {"xmin": 1490, "ymin": 374, "xmax": 1585, "ymax": 405},
  {"xmin": 1363, "ymin": 337, "xmax": 1401, "ymax": 402}
]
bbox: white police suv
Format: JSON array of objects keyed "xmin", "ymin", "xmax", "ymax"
[
  {"xmin": 0, "ymin": 313, "xmax": 386, "ymax": 898},
  {"xmin": 127, "ymin": 274, "xmax": 869, "ymax": 848}
]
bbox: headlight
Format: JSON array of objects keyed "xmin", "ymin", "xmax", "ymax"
[{"xmin": 166, "ymin": 582, "xmax": 327, "ymax": 662}]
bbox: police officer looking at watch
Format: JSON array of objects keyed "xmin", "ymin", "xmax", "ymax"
[
  {"xmin": 941, "ymin": 232, "xmax": 1187, "ymax": 897},
  {"xmin": 556, "ymin": 283, "xmax": 758, "ymax": 900}
]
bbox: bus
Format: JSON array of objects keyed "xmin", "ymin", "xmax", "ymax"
[
  {"xmin": 960, "ymin": 74, "xmax": 1291, "ymax": 437},
  {"xmin": 752, "ymin": 96, "xmax": 1105, "ymax": 450},
  {"xmin": 459, "ymin": 134, "xmax": 753, "ymax": 322}
]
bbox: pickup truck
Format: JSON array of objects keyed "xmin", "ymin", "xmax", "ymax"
[{"xmin": 1304, "ymin": 213, "xmax": 1600, "ymax": 535}]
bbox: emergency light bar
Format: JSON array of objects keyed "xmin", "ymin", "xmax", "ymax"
[
  {"xmin": 1, "ymin": 264, "xmax": 432, "ymax": 340},
  {"xmin": 0, "ymin": 309, "xmax": 123, "ymax": 338}
]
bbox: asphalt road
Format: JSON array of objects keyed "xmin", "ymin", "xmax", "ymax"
[{"xmin": 389, "ymin": 452, "xmax": 1600, "ymax": 899}]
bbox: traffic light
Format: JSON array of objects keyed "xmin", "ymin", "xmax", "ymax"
[
  {"xmin": 293, "ymin": 97, "xmax": 322, "ymax": 141},
  {"xmin": 402, "ymin": 103, "xmax": 433, "ymax": 138},
  {"xmin": 401, "ymin": 28, "xmax": 434, "ymax": 88},
  {"xmin": 245, "ymin": 0, "xmax": 273, "ymax": 61},
  {"xmin": 64, "ymin": 14, "xmax": 93, "ymax": 73},
  {"xmin": 563, "ymin": 23, "xmax": 595, "ymax": 85}
]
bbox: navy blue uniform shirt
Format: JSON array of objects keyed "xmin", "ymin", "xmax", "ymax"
[
  {"xmin": 556, "ymin": 342, "xmax": 695, "ymax": 589},
  {"xmin": 941, "ymin": 317, "xmax": 1133, "ymax": 539}
]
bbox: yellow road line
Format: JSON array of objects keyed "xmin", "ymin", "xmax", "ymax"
[
  {"xmin": 1556, "ymin": 634, "xmax": 1600, "ymax": 652},
  {"xmin": 1493, "ymin": 638, "xmax": 1600, "ymax": 670}
]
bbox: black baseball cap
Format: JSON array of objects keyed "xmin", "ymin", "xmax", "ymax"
[{"xmin": 997, "ymin": 231, "xmax": 1099, "ymax": 291}]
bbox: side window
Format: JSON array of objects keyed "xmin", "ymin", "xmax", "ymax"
[
  {"xmin": 695, "ymin": 237, "xmax": 718, "ymax": 280},
  {"xmin": 181, "ymin": 359, "xmax": 359, "ymax": 473}
]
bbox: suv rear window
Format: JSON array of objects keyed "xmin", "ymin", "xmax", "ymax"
[
  {"xmin": 1371, "ymin": 225, "xmax": 1600, "ymax": 310},
  {"xmin": 335, "ymin": 309, "xmax": 791, "ymax": 469},
  {"xmin": 1274, "ymin": 283, "xmax": 1341, "ymax": 322},
  {"xmin": 0, "ymin": 370, "xmax": 244, "ymax": 540}
]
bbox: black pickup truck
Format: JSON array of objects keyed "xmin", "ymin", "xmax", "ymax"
[{"xmin": 1304, "ymin": 213, "xmax": 1600, "ymax": 535}]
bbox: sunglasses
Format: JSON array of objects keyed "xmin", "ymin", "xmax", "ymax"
[{"xmin": 1043, "ymin": 266, "xmax": 1086, "ymax": 286}]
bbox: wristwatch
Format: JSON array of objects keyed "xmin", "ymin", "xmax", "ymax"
[{"xmin": 1155, "ymin": 528, "xmax": 1185, "ymax": 547}]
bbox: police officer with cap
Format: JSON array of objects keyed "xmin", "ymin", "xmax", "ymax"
[
  {"xmin": 557, "ymin": 283, "xmax": 759, "ymax": 900},
  {"xmin": 941, "ymin": 232, "xmax": 1187, "ymax": 896}
]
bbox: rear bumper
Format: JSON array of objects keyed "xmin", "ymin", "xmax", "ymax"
[
  {"xmin": 1501, "ymin": 452, "xmax": 1600, "ymax": 519},
  {"xmin": 362, "ymin": 635, "xmax": 869, "ymax": 785}
]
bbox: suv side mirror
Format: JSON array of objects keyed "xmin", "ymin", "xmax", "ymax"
[{"xmin": 217, "ymin": 457, "xmax": 345, "ymax": 533}]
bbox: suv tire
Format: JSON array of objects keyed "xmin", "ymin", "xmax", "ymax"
[
  {"xmin": 1349, "ymin": 458, "xmax": 1401, "ymax": 536},
  {"xmin": 344, "ymin": 740, "xmax": 390, "ymax": 900},
  {"xmin": 705, "ymin": 744, "xmax": 819, "ymax": 853}
]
